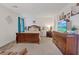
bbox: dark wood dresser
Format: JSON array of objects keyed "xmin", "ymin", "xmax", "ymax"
[
  {"xmin": 16, "ymin": 32, "xmax": 40, "ymax": 43},
  {"xmin": 52, "ymin": 31, "xmax": 78, "ymax": 55},
  {"xmin": 46, "ymin": 31, "xmax": 52, "ymax": 37}
]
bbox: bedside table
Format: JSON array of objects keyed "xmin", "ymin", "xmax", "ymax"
[{"xmin": 46, "ymin": 31, "xmax": 52, "ymax": 37}]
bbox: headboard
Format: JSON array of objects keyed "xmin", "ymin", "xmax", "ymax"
[{"xmin": 28, "ymin": 25, "xmax": 41, "ymax": 31}]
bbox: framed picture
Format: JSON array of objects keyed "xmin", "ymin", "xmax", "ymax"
[
  {"xmin": 71, "ymin": 6, "xmax": 79, "ymax": 16},
  {"xmin": 59, "ymin": 12, "xmax": 65, "ymax": 20},
  {"xmin": 65, "ymin": 12, "xmax": 71, "ymax": 22}
]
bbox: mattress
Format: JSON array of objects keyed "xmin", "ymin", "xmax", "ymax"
[{"xmin": 21, "ymin": 31, "xmax": 40, "ymax": 33}]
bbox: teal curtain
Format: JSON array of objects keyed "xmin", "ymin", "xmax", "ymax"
[
  {"xmin": 18, "ymin": 17, "xmax": 25, "ymax": 32},
  {"xmin": 21, "ymin": 18, "xmax": 25, "ymax": 32},
  {"xmin": 18, "ymin": 17, "xmax": 21, "ymax": 32}
]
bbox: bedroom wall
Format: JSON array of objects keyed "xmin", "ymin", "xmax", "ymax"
[
  {"xmin": 54, "ymin": 4, "xmax": 76, "ymax": 31},
  {"xmin": 25, "ymin": 17, "xmax": 54, "ymax": 36},
  {"xmin": 25, "ymin": 17, "xmax": 54, "ymax": 30},
  {"xmin": 0, "ymin": 5, "xmax": 18, "ymax": 47},
  {"xmin": 70, "ymin": 14, "xmax": 79, "ymax": 29}
]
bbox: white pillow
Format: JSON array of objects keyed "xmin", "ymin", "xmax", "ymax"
[{"xmin": 29, "ymin": 27, "xmax": 39, "ymax": 31}]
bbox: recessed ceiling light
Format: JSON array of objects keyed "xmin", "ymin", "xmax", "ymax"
[{"xmin": 12, "ymin": 5, "xmax": 18, "ymax": 8}]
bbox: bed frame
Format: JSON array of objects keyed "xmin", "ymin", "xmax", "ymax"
[
  {"xmin": 16, "ymin": 25, "xmax": 40, "ymax": 44},
  {"xmin": 28, "ymin": 25, "xmax": 41, "ymax": 31}
]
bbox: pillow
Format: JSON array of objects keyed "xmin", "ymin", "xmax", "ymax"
[
  {"xmin": 16, "ymin": 48, "xmax": 27, "ymax": 55},
  {"xmin": 1, "ymin": 51, "xmax": 12, "ymax": 55},
  {"xmin": 29, "ymin": 27, "xmax": 39, "ymax": 31},
  {"xmin": 0, "ymin": 48, "xmax": 27, "ymax": 55},
  {"xmin": 9, "ymin": 52, "xmax": 17, "ymax": 55},
  {"xmin": 0, "ymin": 50, "xmax": 5, "ymax": 54}
]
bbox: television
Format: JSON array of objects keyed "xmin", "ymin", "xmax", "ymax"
[{"xmin": 58, "ymin": 20, "xmax": 67, "ymax": 32}]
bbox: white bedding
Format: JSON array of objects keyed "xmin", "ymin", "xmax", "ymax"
[
  {"xmin": 26, "ymin": 26, "xmax": 40, "ymax": 33},
  {"xmin": 21, "ymin": 31, "xmax": 40, "ymax": 33},
  {"xmin": 29, "ymin": 27, "xmax": 39, "ymax": 31}
]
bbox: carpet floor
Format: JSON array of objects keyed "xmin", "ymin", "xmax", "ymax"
[{"xmin": 8, "ymin": 37, "xmax": 62, "ymax": 55}]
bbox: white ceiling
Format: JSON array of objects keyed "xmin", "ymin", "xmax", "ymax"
[{"xmin": 1, "ymin": 3, "xmax": 71, "ymax": 17}]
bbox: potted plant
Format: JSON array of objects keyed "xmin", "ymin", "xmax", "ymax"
[{"xmin": 71, "ymin": 26, "xmax": 77, "ymax": 34}]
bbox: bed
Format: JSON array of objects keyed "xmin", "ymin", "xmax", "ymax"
[{"xmin": 16, "ymin": 25, "xmax": 41, "ymax": 43}]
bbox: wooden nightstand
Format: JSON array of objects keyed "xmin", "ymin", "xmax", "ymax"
[{"xmin": 46, "ymin": 31, "xmax": 52, "ymax": 37}]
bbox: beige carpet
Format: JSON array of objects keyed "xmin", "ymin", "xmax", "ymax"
[{"xmin": 8, "ymin": 37, "xmax": 62, "ymax": 55}]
